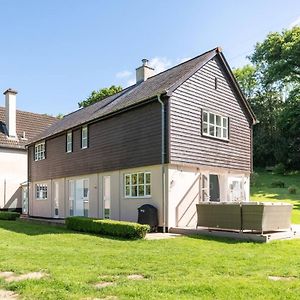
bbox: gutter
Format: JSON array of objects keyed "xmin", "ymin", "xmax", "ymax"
[{"xmin": 157, "ymin": 94, "xmax": 166, "ymax": 233}]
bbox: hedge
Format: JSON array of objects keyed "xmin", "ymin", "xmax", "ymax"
[
  {"xmin": 65, "ymin": 217, "xmax": 150, "ymax": 239},
  {"xmin": 0, "ymin": 211, "xmax": 20, "ymax": 220}
]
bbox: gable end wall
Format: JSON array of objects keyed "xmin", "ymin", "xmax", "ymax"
[{"xmin": 169, "ymin": 57, "xmax": 252, "ymax": 172}]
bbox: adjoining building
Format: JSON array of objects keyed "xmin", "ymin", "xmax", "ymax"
[{"xmin": 0, "ymin": 89, "xmax": 57, "ymax": 212}]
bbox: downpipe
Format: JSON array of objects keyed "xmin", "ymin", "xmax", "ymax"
[{"xmin": 157, "ymin": 94, "xmax": 166, "ymax": 233}]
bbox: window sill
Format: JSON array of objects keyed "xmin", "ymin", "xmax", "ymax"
[{"xmin": 202, "ymin": 133, "xmax": 229, "ymax": 142}]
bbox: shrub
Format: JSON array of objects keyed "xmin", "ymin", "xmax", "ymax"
[
  {"xmin": 273, "ymin": 163, "xmax": 286, "ymax": 175},
  {"xmin": 271, "ymin": 180, "xmax": 285, "ymax": 188},
  {"xmin": 65, "ymin": 217, "xmax": 150, "ymax": 239},
  {"xmin": 0, "ymin": 212, "xmax": 20, "ymax": 220},
  {"xmin": 288, "ymin": 186, "xmax": 297, "ymax": 194}
]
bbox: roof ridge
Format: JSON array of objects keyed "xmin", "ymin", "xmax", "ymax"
[
  {"xmin": 144, "ymin": 47, "xmax": 218, "ymax": 82},
  {"xmin": 0, "ymin": 106, "xmax": 57, "ymax": 119}
]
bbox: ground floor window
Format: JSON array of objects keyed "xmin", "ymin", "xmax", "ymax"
[
  {"xmin": 125, "ymin": 172, "xmax": 151, "ymax": 198},
  {"xmin": 36, "ymin": 184, "xmax": 47, "ymax": 200}
]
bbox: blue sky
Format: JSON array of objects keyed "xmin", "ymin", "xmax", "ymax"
[{"xmin": 0, "ymin": 0, "xmax": 299, "ymax": 116}]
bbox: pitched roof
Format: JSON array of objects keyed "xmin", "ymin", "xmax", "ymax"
[
  {"xmin": 29, "ymin": 47, "xmax": 256, "ymax": 144},
  {"xmin": 0, "ymin": 107, "xmax": 58, "ymax": 150}
]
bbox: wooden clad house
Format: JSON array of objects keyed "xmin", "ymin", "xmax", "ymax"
[
  {"xmin": 0, "ymin": 89, "xmax": 57, "ymax": 212},
  {"xmin": 27, "ymin": 48, "xmax": 256, "ymax": 230}
]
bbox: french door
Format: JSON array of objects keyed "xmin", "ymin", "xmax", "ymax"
[
  {"xmin": 69, "ymin": 179, "xmax": 89, "ymax": 217},
  {"xmin": 103, "ymin": 176, "xmax": 111, "ymax": 219}
]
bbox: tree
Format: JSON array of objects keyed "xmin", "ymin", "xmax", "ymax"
[
  {"xmin": 233, "ymin": 65, "xmax": 257, "ymax": 98},
  {"xmin": 234, "ymin": 27, "xmax": 300, "ymax": 170},
  {"xmin": 250, "ymin": 27, "xmax": 300, "ymax": 88},
  {"xmin": 78, "ymin": 85, "xmax": 122, "ymax": 108}
]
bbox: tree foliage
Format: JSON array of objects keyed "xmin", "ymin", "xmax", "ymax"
[
  {"xmin": 234, "ymin": 27, "xmax": 300, "ymax": 170},
  {"xmin": 78, "ymin": 85, "xmax": 122, "ymax": 108}
]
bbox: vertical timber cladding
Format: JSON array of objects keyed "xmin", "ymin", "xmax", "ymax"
[
  {"xmin": 28, "ymin": 100, "xmax": 163, "ymax": 182},
  {"xmin": 169, "ymin": 57, "xmax": 252, "ymax": 172}
]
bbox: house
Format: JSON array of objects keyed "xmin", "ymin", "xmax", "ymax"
[
  {"xmin": 0, "ymin": 89, "xmax": 58, "ymax": 212},
  {"xmin": 26, "ymin": 48, "xmax": 256, "ymax": 231}
]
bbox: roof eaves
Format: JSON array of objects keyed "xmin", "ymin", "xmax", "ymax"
[{"xmin": 217, "ymin": 52, "xmax": 257, "ymax": 125}]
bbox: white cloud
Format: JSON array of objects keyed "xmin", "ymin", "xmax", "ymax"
[
  {"xmin": 127, "ymin": 78, "xmax": 136, "ymax": 86},
  {"xmin": 119, "ymin": 55, "xmax": 193, "ymax": 87},
  {"xmin": 148, "ymin": 57, "xmax": 172, "ymax": 74},
  {"xmin": 176, "ymin": 57, "xmax": 192, "ymax": 64},
  {"xmin": 116, "ymin": 70, "xmax": 132, "ymax": 78},
  {"xmin": 288, "ymin": 16, "xmax": 300, "ymax": 28}
]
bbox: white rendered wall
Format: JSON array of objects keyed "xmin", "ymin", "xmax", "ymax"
[
  {"xmin": 167, "ymin": 164, "xmax": 250, "ymax": 228},
  {"xmin": 0, "ymin": 148, "xmax": 27, "ymax": 208}
]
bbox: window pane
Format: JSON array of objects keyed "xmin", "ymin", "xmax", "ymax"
[
  {"xmin": 203, "ymin": 112, "xmax": 208, "ymax": 122},
  {"xmin": 216, "ymin": 115, "xmax": 221, "ymax": 126},
  {"xmin": 209, "ymin": 125, "xmax": 214, "ymax": 136},
  {"xmin": 125, "ymin": 174, "xmax": 130, "ymax": 185},
  {"xmin": 145, "ymin": 173, "xmax": 151, "ymax": 184},
  {"xmin": 132, "ymin": 185, "xmax": 137, "ymax": 197},
  {"xmin": 209, "ymin": 113, "xmax": 214, "ymax": 124},
  {"xmin": 216, "ymin": 127, "xmax": 222, "ymax": 138},
  {"xmin": 138, "ymin": 173, "xmax": 144, "ymax": 184},
  {"xmin": 223, "ymin": 128, "xmax": 228, "ymax": 139},
  {"xmin": 125, "ymin": 186, "xmax": 130, "ymax": 196},
  {"xmin": 146, "ymin": 185, "xmax": 151, "ymax": 196},
  {"xmin": 223, "ymin": 117, "xmax": 227, "ymax": 128},
  {"xmin": 203, "ymin": 123, "xmax": 208, "ymax": 134},
  {"xmin": 138, "ymin": 185, "xmax": 144, "ymax": 196},
  {"xmin": 132, "ymin": 174, "xmax": 137, "ymax": 185}
]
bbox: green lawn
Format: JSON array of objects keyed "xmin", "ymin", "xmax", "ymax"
[
  {"xmin": 0, "ymin": 220, "xmax": 300, "ymax": 299},
  {"xmin": 251, "ymin": 171, "xmax": 300, "ymax": 224}
]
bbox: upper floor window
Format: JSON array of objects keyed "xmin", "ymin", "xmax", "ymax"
[
  {"xmin": 66, "ymin": 131, "xmax": 73, "ymax": 153},
  {"xmin": 125, "ymin": 172, "xmax": 151, "ymax": 198},
  {"xmin": 36, "ymin": 184, "xmax": 48, "ymax": 200},
  {"xmin": 81, "ymin": 126, "xmax": 88, "ymax": 149},
  {"xmin": 34, "ymin": 141, "xmax": 45, "ymax": 161},
  {"xmin": 202, "ymin": 111, "xmax": 228, "ymax": 140}
]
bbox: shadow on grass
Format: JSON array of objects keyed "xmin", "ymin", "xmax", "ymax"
[
  {"xmin": 0, "ymin": 220, "xmax": 138, "ymax": 241},
  {"xmin": 186, "ymin": 233, "xmax": 253, "ymax": 244}
]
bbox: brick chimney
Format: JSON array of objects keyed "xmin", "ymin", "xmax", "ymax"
[
  {"xmin": 136, "ymin": 59, "xmax": 155, "ymax": 83},
  {"xmin": 3, "ymin": 88, "xmax": 17, "ymax": 138}
]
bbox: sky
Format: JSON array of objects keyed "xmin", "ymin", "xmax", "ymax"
[{"xmin": 0, "ymin": 0, "xmax": 299, "ymax": 116}]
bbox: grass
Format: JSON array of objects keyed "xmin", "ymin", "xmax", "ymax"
[
  {"xmin": 0, "ymin": 220, "xmax": 300, "ymax": 299},
  {"xmin": 251, "ymin": 171, "xmax": 300, "ymax": 224}
]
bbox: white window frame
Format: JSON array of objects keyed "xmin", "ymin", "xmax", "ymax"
[
  {"xmin": 35, "ymin": 184, "xmax": 48, "ymax": 200},
  {"xmin": 34, "ymin": 141, "xmax": 46, "ymax": 161},
  {"xmin": 124, "ymin": 172, "xmax": 151, "ymax": 198},
  {"xmin": 66, "ymin": 131, "xmax": 73, "ymax": 153},
  {"xmin": 81, "ymin": 126, "xmax": 88, "ymax": 149},
  {"xmin": 202, "ymin": 110, "xmax": 228, "ymax": 140}
]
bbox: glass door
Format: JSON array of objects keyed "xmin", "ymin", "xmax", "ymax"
[
  {"xmin": 103, "ymin": 176, "xmax": 111, "ymax": 219},
  {"xmin": 53, "ymin": 181, "xmax": 59, "ymax": 218},
  {"xmin": 22, "ymin": 186, "xmax": 28, "ymax": 214}
]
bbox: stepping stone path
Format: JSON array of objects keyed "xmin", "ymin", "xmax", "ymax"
[
  {"xmin": 94, "ymin": 282, "xmax": 115, "ymax": 289},
  {"xmin": 127, "ymin": 274, "xmax": 145, "ymax": 280},
  {"xmin": 268, "ymin": 275, "xmax": 296, "ymax": 281},
  {"xmin": 0, "ymin": 289, "xmax": 18, "ymax": 299},
  {"xmin": 0, "ymin": 271, "xmax": 46, "ymax": 282}
]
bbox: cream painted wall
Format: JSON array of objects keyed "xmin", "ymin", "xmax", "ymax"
[
  {"xmin": 29, "ymin": 179, "xmax": 52, "ymax": 218},
  {"xmin": 29, "ymin": 165, "xmax": 164, "ymax": 225},
  {"xmin": 167, "ymin": 164, "xmax": 250, "ymax": 228},
  {"xmin": 119, "ymin": 165, "xmax": 163, "ymax": 225},
  {"xmin": 0, "ymin": 148, "xmax": 27, "ymax": 208}
]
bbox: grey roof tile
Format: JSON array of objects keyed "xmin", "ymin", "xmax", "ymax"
[{"xmin": 29, "ymin": 48, "xmax": 219, "ymax": 144}]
